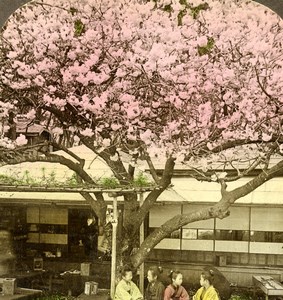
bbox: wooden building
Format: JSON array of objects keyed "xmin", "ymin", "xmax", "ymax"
[{"xmin": 0, "ymin": 146, "xmax": 282, "ymax": 287}]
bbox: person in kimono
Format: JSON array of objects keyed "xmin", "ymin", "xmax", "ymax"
[
  {"xmin": 164, "ymin": 270, "xmax": 189, "ymax": 300},
  {"xmin": 114, "ymin": 266, "xmax": 143, "ymax": 300},
  {"xmin": 145, "ymin": 266, "xmax": 165, "ymax": 300},
  {"xmin": 82, "ymin": 216, "xmax": 98, "ymax": 258},
  {"xmin": 193, "ymin": 269, "xmax": 219, "ymax": 300}
]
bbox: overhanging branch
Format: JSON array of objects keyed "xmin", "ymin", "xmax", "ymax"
[
  {"xmin": 133, "ymin": 157, "xmax": 175, "ymax": 231},
  {"xmin": 52, "ymin": 141, "xmax": 85, "ymax": 167},
  {"xmin": 131, "ymin": 158, "xmax": 283, "ymax": 267}
]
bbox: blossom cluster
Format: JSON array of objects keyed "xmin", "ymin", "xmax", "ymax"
[{"xmin": 0, "ymin": 0, "xmax": 282, "ymax": 167}]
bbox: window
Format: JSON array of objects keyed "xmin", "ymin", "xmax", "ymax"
[
  {"xmin": 198, "ymin": 229, "xmax": 214, "ymax": 240},
  {"xmin": 28, "ymin": 224, "xmax": 67, "ymax": 234},
  {"xmin": 215, "ymin": 230, "xmax": 249, "ymax": 241},
  {"xmin": 250, "ymin": 231, "xmax": 283, "ymax": 243},
  {"xmin": 182, "ymin": 229, "xmax": 197, "ymax": 239},
  {"xmin": 182, "ymin": 229, "xmax": 213, "ymax": 240}
]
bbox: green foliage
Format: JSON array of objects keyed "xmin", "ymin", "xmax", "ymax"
[
  {"xmin": 179, "ymin": 0, "xmax": 187, "ymax": 5},
  {"xmin": 74, "ymin": 19, "xmax": 85, "ymax": 37},
  {"xmin": 47, "ymin": 171, "xmax": 57, "ymax": 184},
  {"xmin": 0, "ymin": 170, "xmax": 60, "ymax": 186},
  {"xmin": 133, "ymin": 172, "xmax": 151, "ymax": 187},
  {"xmin": 0, "ymin": 174, "xmax": 18, "ymax": 185},
  {"xmin": 189, "ymin": 3, "xmax": 209, "ymax": 19},
  {"xmin": 65, "ymin": 173, "xmax": 80, "ymax": 186},
  {"xmin": 155, "ymin": 0, "xmax": 209, "ymax": 25},
  {"xmin": 35, "ymin": 293, "xmax": 73, "ymax": 300},
  {"xmin": 0, "ymin": 171, "xmax": 154, "ymax": 189},
  {"xmin": 177, "ymin": 9, "xmax": 187, "ymax": 26},
  {"xmin": 23, "ymin": 170, "xmax": 36, "ymax": 185},
  {"xmin": 197, "ymin": 37, "xmax": 215, "ymax": 56},
  {"xmin": 163, "ymin": 4, "xmax": 173, "ymax": 13},
  {"xmin": 41, "ymin": 167, "xmax": 46, "ymax": 181},
  {"xmin": 99, "ymin": 176, "xmax": 120, "ymax": 188}
]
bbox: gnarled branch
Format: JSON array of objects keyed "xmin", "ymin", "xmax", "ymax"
[{"xmin": 131, "ymin": 158, "xmax": 283, "ymax": 267}]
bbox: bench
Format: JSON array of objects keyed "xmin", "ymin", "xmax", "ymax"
[{"xmin": 253, "ymin": 275, "xmax": 283, "ymax": 300}]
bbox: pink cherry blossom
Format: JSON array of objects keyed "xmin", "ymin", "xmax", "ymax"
[{"xmin": 0, "ymin": 0, "xmax": 282, "ymax": 169}]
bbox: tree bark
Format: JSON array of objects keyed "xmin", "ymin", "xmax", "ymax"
[
  {"xmin": 135, "ymin": 157, "xmax": 175, "ymax": 229},
  {"xmin": 80, "ymin": 192, "xmax": 107, "ymax": 223}
]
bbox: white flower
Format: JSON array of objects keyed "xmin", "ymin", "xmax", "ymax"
[
  {"xmin": 111, "ymin": 123, "xmax": 122, "ymax": 131},
  {"xmin": 26, "ymin": 109, "xmax": 36, "ymax": 120},
  {"xmin": 73, "ymin": 135, "xmax": 80, "ymax": 144},
  {"xmin": 218, "ymin": 172, "xmax": 227, "ymax": 179},
  {"xmin": 6, "ymin": 142, "xmax": 15, "ymax": 149},
  {"xmin": 110, "ymin": 153, "xmax": 119, "ymax": 162},
  {"xmin": 80, "ymin": 128, "xmax": 93, "ymax": 137},
  {"xmin": 197, "ymin": 36, "xmax": 208, "ymax": 47},
  {"xmin": 52, "ymin": 127, "xmax": 63, "ymax": 135},
  {"xmin": 15, "ymin": 134, "xmax": 28, "ymax": 146},
  {"xmin": 262, "ymin": 132, "xmax": 272, "ymax": 142},
  {"xmin": 207, "ymin": 142, "xmax": 214, "ymax": 150},
  {"xmin": 102, "ymin": 138, "xmax": 111, "ymax": 147},
  {"xmin": 140, "ymin": 129, "xmax": 152, "ymax": 142}
]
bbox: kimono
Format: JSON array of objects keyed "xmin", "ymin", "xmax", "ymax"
[
  {"xmin": 193, "ymin": 286, "xmax": 219, "ymax": 300},
  {"xmin": 164, "ymin": 284, "xmax": 189, "ymax": 300},
  {"xmin": 114, "ymin": 279, "xmax": 143, "ymax": 300},
  {"xmin": 145, "ymin": 280, "xmax": 165, "ymax": 300}
]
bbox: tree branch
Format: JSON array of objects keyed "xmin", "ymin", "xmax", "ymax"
[
  {"xmin": 187, "ymin": 137, "xmax": 283, "ymax": 161},
  {"xmin": 131, "ymin": 158, "xmax": 283, "ymax": 267},
  {"xmin": 231, "ymin": 159, "xmax": 283, "ymax": 200},
  {"xmin": 0, "ymin": 146, "xmax": 96, "ymax": 185},
  {"xmin": 0, "ymin": 143, "xmax": 47, "ymax": 166},
  {"xmin": 145, "ymin": 153, "xmax": 160, "ymax": 184},
  {"xmin": 132, "ymin": 157, "xmax": 175, "ymax": 231},
  {"xmin": 80, "ymin": 191, "xmax": 107, "ymax": 223},
  {"xmin": 220, "ymin": 179, "xmax": 227, "ymax": 197},
  {"xmin": 79, "ymin": 136, "xmax": 132, "ymax": 185},
  {"xmin": 52, "ymin": 141, "xmax": 85, "ymax": 167}
]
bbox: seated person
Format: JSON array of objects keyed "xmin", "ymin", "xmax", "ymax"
[
  {"xmin": 145, "ymin": 266, "xmax": 165, "ymax": 300},
  {"xmin": 164, "ymin": 270, "xmax": 189, "ymax": 300},
  {"xmin": 193, "ymin": 269, "xmax": 219, "ymax": 300},
  {"xmin": 114, "ymin": 266, "xmax": 143, "ymax": 300}
]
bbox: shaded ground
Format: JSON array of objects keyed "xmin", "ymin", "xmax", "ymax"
[{"xmin": 33, "ymin": 287, "xmax": 272, "ymax": 300}]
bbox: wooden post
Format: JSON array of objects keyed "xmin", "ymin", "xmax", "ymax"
[
  {"xmin": 110, "ymin": 194, "xmax": 118, "ymax": 299},
  {"xmin": 139, "ymin": 193, "xmax": 144, "ymax": 294}
]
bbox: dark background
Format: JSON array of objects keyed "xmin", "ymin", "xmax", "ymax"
[{"xmin": 0, "ymin": 0, "xmax": 282, "ymax": 28}]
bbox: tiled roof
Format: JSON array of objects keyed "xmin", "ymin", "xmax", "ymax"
[{"xmin": 15, "ymin": 122, "xmax": 46, "ymax": 134}]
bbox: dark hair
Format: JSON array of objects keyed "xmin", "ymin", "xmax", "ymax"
[
  {"xmin": 121, "ymin": 266, "xmax": 133, "ymax": 277},
  {"xmin": 201, "ymin": 269, "xmax": 214, "ymax": 285},
  {"xmin": 148, "ymin": 266, "xmax": 163, "ymax": 278},
  {"xmin": 169, "ymin": 270, "xmax": 182, "ymax": 282}
]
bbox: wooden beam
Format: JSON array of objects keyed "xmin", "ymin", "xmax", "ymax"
[
  {"xmin": 0, "ymin": 185, "xmax": 157, "ymax": 193},
  {"xmin": 139, "ymin": 193, "xmax": 145, "ymax": 294},
  {"xmin": 110, "ymin": 195, "xmax": 118, "ymax": 299}
]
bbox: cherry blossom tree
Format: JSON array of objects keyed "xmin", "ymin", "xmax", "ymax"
[{"xmin": 0, "ymin": 0, "xmax": 282, "ymax": 270}]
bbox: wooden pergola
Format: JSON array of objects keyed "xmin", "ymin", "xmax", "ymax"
[{"xmin": 0, "ymin": 184, "xmax": 158, "ymax": 298}]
